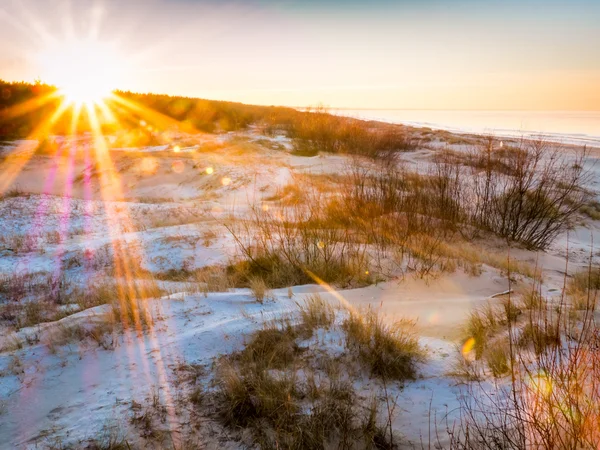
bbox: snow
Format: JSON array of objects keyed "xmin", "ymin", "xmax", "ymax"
[
  {"xmin": 0, "ymin": 289, "xmax": 302, "ymax": 448},
  {"xmin": 1, "ymin": 130, "xmax": 599, "ymax": 448},
  {"xmin": 0, "ymin": 286, "xmax": 467, "ymax": 448}
]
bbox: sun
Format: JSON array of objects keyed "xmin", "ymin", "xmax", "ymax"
[{"xmin": 36, "ymin": 38, "xmax": 125, "ymax": 106}]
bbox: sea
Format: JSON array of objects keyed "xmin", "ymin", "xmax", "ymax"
[{"xmin": 332, "ymin": 109, "xmax": 600, "ymax": 149}]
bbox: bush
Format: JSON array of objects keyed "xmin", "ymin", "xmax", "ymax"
[
  {"xmin": 466, "ymin": 140, "xmax": 589, "ymax": 249},
  {"xmin": 224, "ymin": 191, "xmax": 373, "ymax": 289}
]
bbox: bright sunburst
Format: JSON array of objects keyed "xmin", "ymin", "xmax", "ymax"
[{"xmin": 36, "ymin": 38, "xmax": 125, "ymax": 106}]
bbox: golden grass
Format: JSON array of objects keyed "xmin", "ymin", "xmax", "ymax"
[
  {"xmin": 297, "ymin": 293, "xmax": 335, "ymax": 333},
  {"xmin": 342, "ymin": 308, "xmax": 422, "ymax": 380}
]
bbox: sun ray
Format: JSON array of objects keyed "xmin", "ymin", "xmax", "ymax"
[
  {"xmin": 86, "ymin": 102, "xmax": 184, "ymax": 405},
  {"xmin": 87, "ymin": 102, "xmax": 182, "ymax": 429},
  {"xmin": 48, "ymin": 104, "xmax": 84, "ymax": 294},
  {"xmin": 0, "ymin": 91, "xmax": 61, "ymax": 120},
  {"xmin": 108, "ymin": 94, "xmax": 201, "ymax": 135},
  {"xmin": 94, "ymin": 98, "xmax": 119, "ymax": 125},
  {"xmin": 0, "ymin": 99, "xmax": 71, "ymax": 195}
]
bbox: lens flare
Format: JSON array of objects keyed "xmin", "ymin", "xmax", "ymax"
[
  {"xmin": 172, "ymin": 160, "xmax": 185, "ymax": 173},
  {"xmin": 141, "ymin": 157, "xmax": 158, "ymax": 175},
  {"xmin": 528, "ymin": 372, "xmax": 553, "ymax": 398},
  {"xmin": 462, "ymin": 337, "xmax": 476, "ymax": 361}
]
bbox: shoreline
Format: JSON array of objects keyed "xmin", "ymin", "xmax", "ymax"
[{"xmin": 328, "ymin": 108, "xmax": 600, "ymax": 151}]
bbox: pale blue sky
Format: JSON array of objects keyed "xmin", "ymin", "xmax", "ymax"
[{"xmin": 1, "ymin": 0, "xmax": 598, "ymax": 109}]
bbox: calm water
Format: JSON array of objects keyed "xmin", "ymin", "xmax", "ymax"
[{"xmin": 333, "ymin": 110, "xmax": 600, "ymax": 148}]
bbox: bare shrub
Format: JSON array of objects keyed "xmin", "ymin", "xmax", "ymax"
[
  {"xmin": 224, "ymin": 186, "xmax": 372, "ymax": 288},
  {"xmin": 451, "ymin": 265, "xmax": 600, "ymax": 449},
  {"xmin": 465, "ymin": 140, "xmax": 589, "ymax": 249}
]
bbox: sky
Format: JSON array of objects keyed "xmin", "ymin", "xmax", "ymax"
[{"xmin": 0, "ymin": 0, "xmax": 599, "ymax": 110}]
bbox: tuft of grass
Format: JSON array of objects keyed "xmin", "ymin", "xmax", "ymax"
[
  {"xmin": 22, "ymin": 300, "xmax": 44, "ymax": 327},
  {"xmin": 248, "ymin": 276, "xmax": 271, "ymax": 304},
  {"xmin": 109, "ymin": 296, "xmax": 152, "ymax": 331},
  {"xmin": 0, "ymin": 333, "xmax": 24, "ymax": 352},
  {"xmin": 215, "ymin": 360, "xmax": 298, "ymax": 429},
  {"xmin": 579, "ymin": 200, "xmax": 600, "ymax": 220},
  {"xmin": 44, "ymin": 318, "xmax": 115, "ymax": 352},
  {"xmin": 449, "ymin": 352, "xmax": 482, "ymax": 381},
  {"xmin": 0, "ymin": 185, "xmax": 26, "ymax": 199},
  {"xmin": 464, "ymin": 301, "xmax": 517, "ymax": 359},
  {"xmin": 567, "ymin": 267, "xmax": 599, "ymax": 311},
  {"xmin": 518, "ymin": 322, "xmax": 561, "ymax": 355},
  {"xmin": 239, "ymin": 320, "xmax": 301, "ymax": 369},
  {"xmin": 431, "ymin": 240, "xmax": 543, "ymax": 281},
  {"xmin": 570, "ymin": 267, "xmax": 600, "ymax": 293},
  {"xmin": 7, "ymin": 354, "xmax": 24, "ymax": 375},
  {"xmin": 297, "ymin": 293, "xmax": 335, "ymax": 334},
  {"xmin": 193, "ymin": 265, "xmax": 232, "ymax": 294},
  {"xmin": 86, "ymin": 420, "xmax": 130, "ymax": 450},
  {"xmin": 75, "ymin": 279, "xmax": 164, "ymax": 330},
  {"xmin": 343, "ymin": 308, "xmax": 421, "ymax": 380},
  {"xmin": 210, "ymin": 303, "xmax": 407, "ymax": 449},
  {"xmin": 520, "ymin": 286, "xmax": 544, "ymax": 310},
  {"xmin": 483, "ymin": 339, "xmax": 511, "ymax": 378}
]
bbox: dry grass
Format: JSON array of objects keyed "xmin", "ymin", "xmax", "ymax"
[
  {"xmin": 215, "ymin": 359, "xmax": 299, "ymax": 429},
  {"xmin": 579, "ymin": 200, "xmax": 600, "ymax": 220},
  {"xmin": 193, "ymin": 265, "xmax": 233, "ymax": 294},
  {"xmin": 238, "ymin": 320, "xmax": 301, "ymax": 369},
  {"xmin": 215, "ymin": 347, "xmax": 396, "ymax": 449},
  {"xmin": 450, "ymin": 270, "xmax": 600, "ymax": 449},
  {"xmin": 483, "ymin": 338, "xmax": 511, "ymax": 378},
  {"xmin": 518, "ymin": 321, "xmax": 561, "ymax": 355},
  {"xmin": 428, "ymin": 239, "xmax": 542, "ymax": 281},
  {"xmin": 297, "ymin": 293, "xmax": 335, "ymax": 334},
  {"xmin": 211, "ymin": 302, "xmax": 400, "ymax": 449},
  {"xmin": 248, "ymin": 276, "xmax": 271, "ymax": 304},
  {"xmin": 343, "ymin": 308, "xmax": 422, "ymax": 380},
  {"xmin": 86, "ymin": 421, "xmax": 130, "ymax": 450},
  {"xmin": 565, "ymin": 267, "xmax": 599, "ymax": 311},
  {"xmin": 569, "ymin": 266, "xmax": 600, "ymax": 292},
  {"xmin": 463, "ymin": 302, "xmax": 515, "ymax": 359}
]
